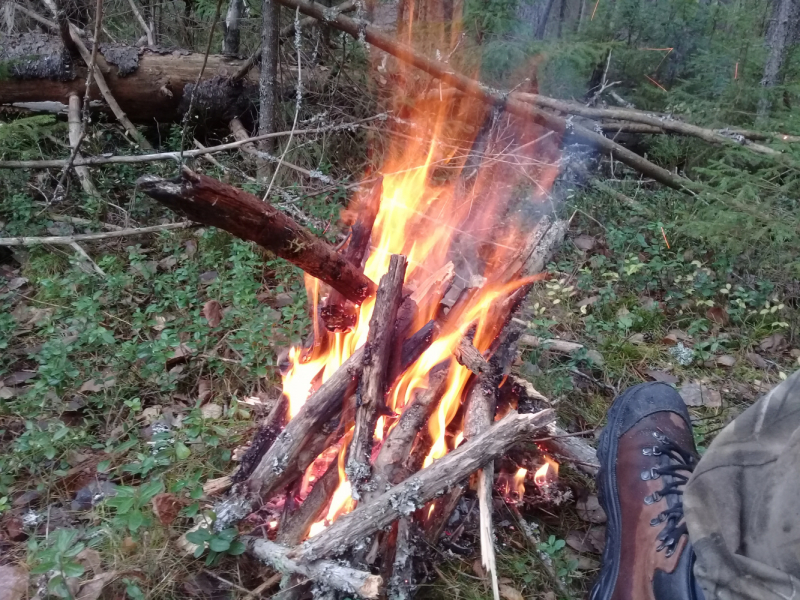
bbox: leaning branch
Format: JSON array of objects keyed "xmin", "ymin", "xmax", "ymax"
[
  {"xmin": 269, "ymin": 0, "xmax": 703, "ymax": 194},
  {"xmin": 137, "ymin": 168, "xmax": 376, "ymax": 304}
]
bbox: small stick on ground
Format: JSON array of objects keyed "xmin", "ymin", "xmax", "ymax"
[
  {"xmin": 0, "ymin": 222, "xmax": 193, "ymax": 246},
  {"xmin": 291, "ymin": 409, "xmax": 555, "ymax": 561},
  {"xmin": 347, "ymin": 254, "xmax": 407, "ymax": 499},
  {"xmin": 67, "ymin": 94, "xmax": 100, "ymax": 199}
]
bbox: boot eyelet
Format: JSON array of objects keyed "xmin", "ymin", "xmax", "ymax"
[
  {"xmin": 644, "ymin": 491, "xmax": 662, "ymax": 505},
  {"xmin": 640, "ymin": 468, "xmax": 661, "ymax": 481}
]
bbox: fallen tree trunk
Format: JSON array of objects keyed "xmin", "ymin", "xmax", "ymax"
[
  {"xmin": 137, "ymin": 168, "xmax": 377, "ymax": 304},
  {"xmin": 0, "ymin": 33, "xmax": 258, "ymax": 123}
]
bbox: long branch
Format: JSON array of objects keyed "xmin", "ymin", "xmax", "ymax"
[
  {"xmin": 0, "ymin": 222, "xmax": 193, "ymax": 246},
  {"xmin": 268, "ymin": 0, "xmax": 703, "ymax": 194}
]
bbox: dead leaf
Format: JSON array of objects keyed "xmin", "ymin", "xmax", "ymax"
[
  {"xmin": 203, "ymin": 300, "xmax": 223, "ymax": 328},
  {"xmin": 198, "ymin": 378, "xmax": 213, "ymax": 403},
  {"xmin": 577, "ymin": 295, "xmax": 600, "ymax": 308},
  {"xmin": 646, "ymin": 370, "xmax": 679, "ymax": 385},
  {"xmin": 79, "ymin": 371, "xmax": 117, "ymax": 393},
  {"xmin": 628, "ymin": 333, "xmax": 645, "ymax": 345},
  {"xmin": 572, "ymin": 234, "xmax": 596, "ymax": 252},
  {"xmin": 759, "ymin": 333, "xmax": 786, "ymax": 353},
  {"xmin": 565, "ymin": 526, "xmax": 605, "ymax": 554},
  {"xmin": 3, "ymin": 371, "xmax": 37, "ymax": 386},
  {"xmin": 564, "ymin": 549, "xmax": 600, "ymax": 571},
  {"xmin": 0, "ymin": 564, "xmax": 28, "ymax": 600},
  {"xmin": 714, "ymin": 355, "xmax": 737, "ymax": 368},
  {"xmin": 499, "ymin": 584, "xmax": 524, "ymax": 600},
  {"xmin": 122, "ymin": 537, "xmax": 138, "ymax": 554},
  {"xmin": 199, "ymin": 271, "xmax": 218, "ymax": 284},
  {"xmin": 2, "ymin": 277, "xmax": 28, "ymax": 292},
  {"xmin": 166, "ymin": 343, "xmax": 195, "ymax": 371},
  {"xmin": 273, "ymin": 292, "xmax": 294, "ymax": 308},
  {"xmin": 543, "ymin": 593, "xmax": 557, "ymax": 600},
  {"xmin": 471, "ymin": 559, "xmax": 486, "ymax": 579},
  {"xmin": 0, "ymin": 385, "xmax": 15, "ymax": 399},
  {"xmin": 200, "ymin": 404, "xmax": 223, "ymax": 420},
  {"xmin": 159, "ymin": 255, "xmax": 177, "ymax": 270},
  {"xmin": 138, "ymin": 405, "xmax": 162, "ymax": 425},
  {"xmin": 76, "ymin": 548, "xmax": 102, "ymax": 574},
  {"xmin": 679, "ymin": 382, "xmax": 722, "ymax": 408},
  {"xmin": 706, "ymin": 306, "xmax": 729, "ymax": 325},
  {"xmin": 152, "ymin": 493, "xmax": 186, "ymax": 526},
  {"xmin": 76, "ymin": 571, "xmax": 120, "ymax": 600},
  {"xmin": 576, "ymin": 495, "xmax": 607, "ymax": 524}
]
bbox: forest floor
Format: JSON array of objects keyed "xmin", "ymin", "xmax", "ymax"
[{"xmin": 1, "ymin": 160, "xmax": 798, "ymax": 600}]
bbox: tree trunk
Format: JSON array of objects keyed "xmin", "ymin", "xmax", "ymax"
[
  {"xmin": 758, "ymin": 0, "xmax": 798, "ymax": 118},
  {"xmin": 557, "ymin": 0, "xmax": 566, "ymax": 37},
  {"xmin": 223, "ymin": 0, "xmax": 244, "ymax": 54},
  {"xmin": 258, "ymin": 0, "xmax": 281, "ymax": 180},
  {"xmin": 535, "ymin": 0, "xmax": 557, "ymax": 39},
  {"xmin": 0, "ymin": 33, "xmax": 259, "ymax": 123}
]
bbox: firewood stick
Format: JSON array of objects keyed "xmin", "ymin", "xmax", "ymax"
[
  {"xmin": 241, "ymin": 320, "xmax": 437, "ymax": 503},
  {"xmin": 454, "ymin": 331, "xmax": 489, "ymax": 375},
  {"xmin": 277, "ymin": 458, "xmax": 339, "ymax": 545},
  {"xmin": 233, "ymin": 395, "xmax": 289, "ymax": 484},
  {"xmin": 291, "ymin": 408, "xmax": 555, "ymax": 561},
  {"xmin": 321, "ymin": 178, "xmax": 383, "ymax": 332},
  {"xmin": 137, "ymin": 168, "xmax": 377, "ymax": 304},
  {"xmin": 246, "ymin": 538, "xmax": 382, "ymax": 599},
  {"xmin": 368, "ymin": 365, "xmax": 450, "ymax": 502},
  {"xmin": 67, "ymin": 94, "xmax": 100, "ymax": 199},
  {"xmin": 389, "ymin": 517, "xmax": 422, "ymax": 600},
  {"xmin": 268, "ymin": 0, "xmax": 704, "ymax": 194},
  {"xmin": 462, "ymin": 324, "xmax": 523, "ymax": 600},
  {"xmin": 424, "ymin": 485, "xmax": 464, "ymax": 544},
  {"xmin": 347, "ymin": 254, "xmax": 407, "ymax": 499}
]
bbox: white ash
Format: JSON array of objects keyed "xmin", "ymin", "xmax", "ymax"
[
  {"xmin": 212, "ymin": 495, "xmax": 252, "ymax": 531},
  {"xmin": 22, "ymin": 510, "xmax": 43, "ymax": 527},
  {"xmin": 668, "ymin": 342, "xmax": 695, "ymax": 366}
]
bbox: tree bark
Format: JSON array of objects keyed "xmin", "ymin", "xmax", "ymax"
[
  {"xmin": 258, "ymin": 0, "xmax": 281, "ymax": 179},
  {"xmin": 136, "ymin": 168, "xmax": 378, "ymax": 304},
  {"xmin": 292, "ymin": 409, "xmax": 556, "ymax": 561},
  {"xmin": 758, "ymin": 0, "xmax": 798, "ymax": 118},
  {"xmin": 535, "ymin": 0, "xmax": 557, "ymax": 39},
  {"xmin": 67, "ymin": 94, "xmax": 100, "ymax": 199},
  {"xmin": 223, "ymin": 0, "xmax": 244, "ymax": 54}
]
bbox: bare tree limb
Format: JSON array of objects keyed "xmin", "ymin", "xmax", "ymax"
[{"xmin": 0, "ymin": 222, "xmax": 193, "ymax": 246}]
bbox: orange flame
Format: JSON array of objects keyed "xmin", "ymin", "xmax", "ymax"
[{"xmin": 534, "ymin": 456, "xmax": 559, "ymax": 486}]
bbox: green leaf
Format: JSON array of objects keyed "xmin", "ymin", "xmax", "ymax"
[
  {"xmin": 138, "ymin": 478, "xmax": 164, "ymax": 504},
  {"xmin": 62, "ymin": 542, "xmax": 86, "ymax": 558},
  {"xmin": 97, "ymin": 460, "xmax": 111, "ymax": 473},
  {"xmin": 127, "ymin": 509, "xmax": 144, "ymax": 532},
  {"xmin": 31, "ymin": 561, "xmax": 56, "ymax": 575},
  {"xmin": 218, "ymin": 528, "xmax": 238, "ymax": 541},
  {"xmin": 208, "ymin": 538, "xmax": 230, "ymax": 553},
  {"xmin": 107, "ymin": 496, "xmax": 134, "ymax": 514},
  {"xmin": 61, "ymin": 560, "xmax": 85, "ymax": 578},
  {"xmin": 193, "ymin": 545, "xmax": 206, "ymax": 558},
  {"xmin": 174, "ymin": 442, "xmax": 191, "ymax": 460},
  {"xmin": 227, "ymin": 540, "xmax": 246, "ymax": 555},
  {"xmin": 186, "ymin": 528, "xmax": 212, "ymax": 544}
]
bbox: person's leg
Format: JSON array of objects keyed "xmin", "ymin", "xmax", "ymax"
[
  {"xmin": 683, "ymin": 370, "xmax": 800, "ymax": 600},
  {"xmin": 589, "ymin": 382, "xmax": 704, "ymax": 600}
]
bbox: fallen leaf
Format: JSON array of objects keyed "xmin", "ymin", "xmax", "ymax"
[
  {"xmin": 745, "ymin": 352, "xmax": 769, "ymax": 369},
  {"xmin": 79, "ymin": 371, "xmax": 117, "ymax": 393},
  {"xmin": 565, "ymin": 526, "xmax": 605, "ymax": 554},
  {"xmin": 646, "ymin": 370, "xmax": 679, "ymax": 385},
  {"xmin": 565, "ymin": 549, "xmax": 600, "ymax": 571},
  {"xmin": 576, "ymin": 495, "xmax": 607, "ymax": 524},
  {"xmin": 203, "ymin": 300, "xmax": 223, "ymax": 328},
  {"xmin": 159, "ymin": 255, "xmax": 177, "ymax": 270},
  {"xmin": 176, "ymin": 516, "xmax": 213, "ymax": 556},
  {"xmin": 76, "ymin": 548, "xmax": 102, "ymax": 574},
  {"xmin": 3, "ymin": 516, "xmax": 26, "ymax": 541},
  {"xmin": 759, "ymin": 333, "xmax": 786, "ymax": 353},
  {"xmin": 152, "ymin": 493, "xmax": 186, "ymax": 526},
  {"xmin": 577, "ymin": 295, "xmax": 600, "ymax": 308},
  {"xmin": 3, "ymin": 371, "xmax": 37, "ymax": 386},
  {"xmin": 714, "ymin": 355, "xmax": 737, "ymax": 368},
  {"xmin": 122, "ymin": 537, "xmax": 138, "ymax": 554},
  {"xmin": 199, "ymin": 271, "xmax": 218, "ymax": 284},
  {"xmin": 628, "ymin": 333, "xmax": 645, "ymax": 345},
  {"xmin": 471, "ymin": 559, "xmax": 485, "ymax": 579},
  {"xmin": 2, "ymin": 277, "xmax": 28, "ymax": 292},
  {"xmin": 198, "ymin": 378, "xmax": 213, "ymax": 403},
  {"xmin": 76, "ymin": 571, "xmax": 120, "ymax": 600},
  {"xmin": 138, "ymin": 405, "xmax": 162, "ymax": 424},
  {"xmin": 499, "ymin": 584, "xmax": 524, "ymax": 600},
  {"xmin": 166, "ymin": 344, "xmax": 195, "ymax": 371},
  {"xmin": 706, "ymin": 306, "xmax": 729, "ymax": 325},
  {"xmin": 200, "ymin": 404, "xmax": 223, "ymax": 420},
  {"xmin": 668, "ymin": 329, "xmax": 691, "ymax": 341},
  {"xmin": 273, "ymin": 292, "xmax": 294, "ymax": 308},
  {"xmin": 572, "ymin": 235, "xmax": 596, "ymax": 252},
  {"xmin": 543, "ymin": 593, "xmax": 557, "ymax": 600},
  {"xmin": 0, "ymin": 385, "xmax": 15, "ymax": 399},
  {"xmin": 679, "ymin": 382, "xmax": 722, "ymax": 408},
  {"xmin": 0, "ymin": 564, "xmax": 28, "ymax": 600}
]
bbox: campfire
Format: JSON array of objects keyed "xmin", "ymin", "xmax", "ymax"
[{"xmin": 140, "ymin": 91, "xmax": 575, "ymax": 599}]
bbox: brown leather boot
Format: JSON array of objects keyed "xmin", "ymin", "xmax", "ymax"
[{"xmin": 590, "ymin": 383, "xmax": 705, "ymax": 600}]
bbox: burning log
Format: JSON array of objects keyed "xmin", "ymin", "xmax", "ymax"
[
  {"xmin": 247, "ymin": 538, "xmax": 382, "ymax": 599},
  {"xmin": 347, "ymin": 254, "xmax": 408, "ymax": 499},
  {"xmin": 137, "ymin": 168, "xmax": 377, "ymax": 304},
  {"xmin": 290, "ymin": 409, "xmax": 555, "ymax": 561},
  {"xmin": 321, "ymin": 179, "xmax": 383, "ymax": 332},
  {"xmin": 277, "ymin": 460, "xmax": 339, "ymax": 545},
  {"xmin": 234, "ymin": 395, "xmax": 289, "ymax": 483}
]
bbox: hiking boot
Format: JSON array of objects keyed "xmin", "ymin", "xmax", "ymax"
[{"xmin": 590, "ymin": 382, "xmax": 705, "ymax": 600}]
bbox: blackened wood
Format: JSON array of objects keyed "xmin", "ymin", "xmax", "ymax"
[
  {"xmin": 423, "ymin": 485, "xmax": 464, "ymax": 544},
  {"xmin": 347, "ymin": 254, "xmax": 407, "ymax": 499},
  {"xmin": 388, "ymin": 517, "xmax": 422, "ymax": 600},
  {"xmin": 233, "ymin": 395, "xmax": 289, "ymax": 483},
  {"xmin": 320, "ymin": 178, "xmax": 383, "ymax": 332},
  {"xmin": 277, "ymin": 459, "xmax": 339, "ymax": 545},
  {"xmin": 137, "ymin": 168, "xmax": 377, "ymax": 304},
  {"xmin": 291, "ymin": 409, "xmax": 555, "ymax": 561},
  {"xmin": 368, "ymin": 366, "xmax": 450, "ymax": 501}
]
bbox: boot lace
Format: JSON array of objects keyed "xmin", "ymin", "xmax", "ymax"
[{"xmin": 640, "ymin": 431, "xmax": 697, "ymax": 557}]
